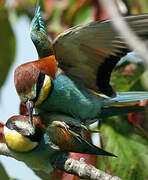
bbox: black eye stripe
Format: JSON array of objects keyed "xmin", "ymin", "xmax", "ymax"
[
  {"xmin": 35, "ymin": 71, "xmax": 45, "ymax": 102},
  {"xmin": 26, "ymin": 124, "xmax": 44, "ymax": 142},
  {"xmin": 6, "ymin": 121, "xmax": 14, "ymax": 130},
  {"xmin": 37, "ymin": 71, "xmax": 45, "ymax": 92}
]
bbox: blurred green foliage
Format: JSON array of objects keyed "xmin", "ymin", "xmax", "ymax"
[
  {"xmin": 111, "ymin": 62, "xmax": 145, "ymax": 92},
  {"xmin": 0, "ymin": 0, "xmax": 148, "ymax": 179},
  {"xmin": 0, "ymin": 9, "xmax": 16, "ymax": 89},
  {"xmin": 99, "ymin": 115, "xmax": 148, "ymax": 180},
  {"xmin": 0, "ymin": 162, "xmax": 13, "ymax": 180}
]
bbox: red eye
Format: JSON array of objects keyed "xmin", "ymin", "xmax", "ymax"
[{"xmin": 12, "ymin": 123, "xmax": 16, "ymax": 128}]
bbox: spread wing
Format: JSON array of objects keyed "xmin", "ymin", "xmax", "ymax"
[{"xmin": 53, "ymin": 14, "xmax": 148, "ymax": 97}]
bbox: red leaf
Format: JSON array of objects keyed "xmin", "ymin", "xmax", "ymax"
[{"xmin": 0, "ymin": 122, "xmax": 5, "ymax": 143}]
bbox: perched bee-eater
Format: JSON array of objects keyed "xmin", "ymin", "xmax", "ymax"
[
  {"xmin": 3, "ymin": 115, "xmax": 45, "ymax": 153},
  {"xmin": 14, "ymin": 1, "xmax": 148, "ymax": 125},
  {"xmin": 3, "ymin": 115, "xmax": 55, "ymax": 172},
  {"xmin": 3, "ymin": 114, "xmax": 116, "ymax": 172}
]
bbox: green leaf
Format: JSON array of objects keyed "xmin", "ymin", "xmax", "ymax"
[
  {"xmin": 0, "ymin": 162, "xmax": 11, "ymax": 180},
  {"xmin": 111, "ymin": 62, "xmax": 144, "ymax": 92},
  {"xmin": 98, "ymin": 116, "xmax": 148, "ymax": 180},
  {"xmin": 0, "ymin": 10, "xmax": 16, "ymax": 89},
  {"xmin": 139, "ymin": 0, "xmax": 148, "ymax": 13},
  {"xmin": 73, "ymin": 2, "xmax": 93, "ymax": 25}
]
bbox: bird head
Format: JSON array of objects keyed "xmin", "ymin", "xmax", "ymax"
[
  {"xmin": 14, "ymin": 55, "xmax": 58, "ymax": 124},
  {"xmin": 3, "ymin": 115, "xmax": 45, "ymax": 152}
]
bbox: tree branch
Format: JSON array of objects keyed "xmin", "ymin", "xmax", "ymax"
[
  {"xmin": 0, "ymin": 143, "xmax": 12, "ymax": 157},
  {"xmin": 52, "ymin": 155, "xmax": 122, "ymax": 180},
  {"xmin": 0, "ymin": 142, "xmax": 122, "ymax": 180},
  {"xmin": 100, "ymin": 0, "xmax": 148, "ymax": 69}
]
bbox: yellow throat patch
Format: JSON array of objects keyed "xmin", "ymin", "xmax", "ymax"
[
  {"xmin": 3, "ymin": 126, "xmax": 38, "ymax": 152},
  {"xmin": 35, "ymin": 75, "xmax": 51, "ymax": 106}
]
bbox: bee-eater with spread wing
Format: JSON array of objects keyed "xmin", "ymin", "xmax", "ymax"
[{"xmin": 14, "ymin": 1, "xmax": 148, "ymax": 125}]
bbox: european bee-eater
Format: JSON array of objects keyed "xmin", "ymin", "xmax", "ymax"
[
  {"xmin": 2, "ymin": 114, "xmax": 116, "ymax": 172},
  {"xmin": 14, "ymin": 1, "xmax": 148, "ymax": 125},
  {"xmin": 3, "ymin": 115, "xmax": 45, "ymax": 152},
  {"xmin": 3, "ymin": 115, "xmax": 56, "ymax": 172}
]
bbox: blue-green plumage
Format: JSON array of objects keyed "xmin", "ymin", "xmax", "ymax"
[
  {"xmin": 37, "ymin": 74, "xmax": 148, "ymax": 124},
  {"xmin": 38, "ymin": 74, "xmax": 102, "ymax": 120}
]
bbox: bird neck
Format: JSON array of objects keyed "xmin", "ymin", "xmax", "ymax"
[
  {"xmin": 31, "ymin": 30, "xmax": 53, "ymax": 58},
  {"xmin": 33, "ymin": 55, "xmax": 58, "ymax": 79}
]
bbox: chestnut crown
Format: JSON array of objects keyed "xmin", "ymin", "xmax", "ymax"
[{"xmin": 14, "ymin": 56, "xmax": 57, "ymax": 106}]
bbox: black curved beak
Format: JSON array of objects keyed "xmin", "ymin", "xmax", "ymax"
[{"xmin": 26, "ymin": 100, "xmax": 34, "ymax": 126}]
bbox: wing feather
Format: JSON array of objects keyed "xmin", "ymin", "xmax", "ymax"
[{"xmin": 53, "ymin": 14, "xmax": 148, "ymax": 97}]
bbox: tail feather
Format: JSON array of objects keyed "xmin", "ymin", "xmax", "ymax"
[
  {"xmin": 99, "ymin": 106, "xmax": 146, "ymax": 119},
  {"xmin": 30, "ymin": 0, "xmax": 53, "ymax": 58},
  {"xmin": 30, "ymin": 0, "xmax": 48, "ymax": 37},
  {"xmin": 103, "ymin": 92, "xmax": 148, "ymax": 107}
]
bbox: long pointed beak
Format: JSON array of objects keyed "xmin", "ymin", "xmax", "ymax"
[{"xmin": 26, "ymin": 100, "xmax": 34, "ymax": 126}]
